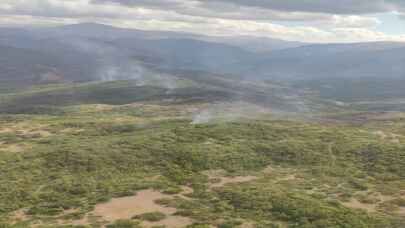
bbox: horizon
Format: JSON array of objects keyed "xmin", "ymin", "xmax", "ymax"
[
  {"xmin": 0, "ymin": 1, "xmax": 405, "ymax": 43},
  {"xmin": 2, "ymin": 2, "xmax": 405, "ymax": 228},
  {"xmin": 4, "ymin": 21, "xmax": 405, "ymax": 45}
]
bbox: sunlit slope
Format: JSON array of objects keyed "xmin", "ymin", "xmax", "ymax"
[
  {"xmin": 0, "ymin": 100, "xmax": 405, "ymax": 227},
  {"xmin": 0, "ymin": 74, "xmax": 326, "ymax": 115}
]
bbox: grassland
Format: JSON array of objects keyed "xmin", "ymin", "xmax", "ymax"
[{"xmin": 0, "ymin": 81, "xmax": 404, "ymax": 228}]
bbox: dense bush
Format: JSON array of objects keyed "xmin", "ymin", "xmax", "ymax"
[{"xmin": 1, "ymin": 98, "xmax": 405, "ymax": 227}]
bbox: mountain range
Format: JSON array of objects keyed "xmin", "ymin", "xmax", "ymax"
[{"xmin": 1, "ymin": 23, "xmax": 405, "ymax": 103}]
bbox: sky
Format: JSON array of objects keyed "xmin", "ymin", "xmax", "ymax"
[{"xmin": 0, "ymin": 0, "xmax": 405, "ymax": 43}]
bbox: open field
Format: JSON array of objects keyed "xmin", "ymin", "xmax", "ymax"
[{"xmin": 0, "ymin": 81, "xmax": 405, "ymax": 227}]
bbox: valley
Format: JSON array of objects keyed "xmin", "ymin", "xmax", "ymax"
[
  {"xmin": 0, "ymin": 79, "xmax": 405, "ymax": 227},
  {"xmin": 1, "ymin": 21, "xmax": 405, "ymax": 228}
]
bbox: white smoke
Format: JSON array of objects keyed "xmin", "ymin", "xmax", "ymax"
[
  {"xmin": 99, "ymin": 63, "xmax": 145, "ymax": 82},
  {"xmin": 191, "ymin": 109, "xmax": 213, "ymax": 124},
  {"xmin": 191, "ymin": 102, "xmax": 270, "ymax": 124},
  {"xmin": 98, "ymin": 61, "xmax": 181, "ymax": 90}
]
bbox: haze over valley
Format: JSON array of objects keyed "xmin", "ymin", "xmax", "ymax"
[{"xmin": 1, "ymin": 1, "xmax": 405, "ymax": 228}]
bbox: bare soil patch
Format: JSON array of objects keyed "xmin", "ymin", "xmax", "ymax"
[
  {"xmin": 342, "ymin": 198, "xmax": 377, "ymax": 213},
  {"xmin": 211, "ymin": 176, "xmax": 258, "ymax": 188},
  {"xmin": 9, "ymin": 209, "xmax": 29, "ymax": 223},
  {"xmin": 0, "ymin": 124, "xmax": 52, "ymax": 138},
  {"xmin": 60, "ymin": 128, "xmax": 85, "ymax": 134},
  {"xmin": 262, "ymin": 165, "xmax": 274, "ymax": 174},
  {"xmin": 397, "ymin": 207, "xmax": 405, "ymax": 216},
  {"xmin": 93, "ymin": 190, "xmax": 176, "ymax": 222},
  {"xmin": 204, "ymin": 170, "xmax": 258, "ymax": 189},
  {"xmin": 0, "ymin": 143, "xmax": 26, "ymax": 153},
  {"xmin": 372, "ymin": 131, "xmax": 401, "ymax": 143},
  {"xmin": 240, "ymin": 221, "xmax": 255, "ymax": 228},
  {"xmin": 0, "ymin": 128, "xmax": 13, "ymax": 134},
  {"xmin": 142, "ymin": 215, "xmax": 193, "ymax": 228},
  {"xmin": 180, "ymin": 186, "xmax": 194, "ymax": 195},
  {"xmin": 276, "ymin": 174, "xmax": 297, "ymax": 182},
  {"xmin": 342, "ymin": 191, "xmax": 396, "ymax": 213},
  {"xmin": 74, "ymin": 189, "xmax": 193, "ymax": 227},
  {"xmin": 30, "ymin": 130, "xmax": 52, "ymax": 137}
]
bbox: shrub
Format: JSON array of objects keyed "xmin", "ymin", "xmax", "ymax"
[
  {"xmin": 106, "ymin": 219, "xmax": 140, "ymax": 228},
  {"xmin": 132, "ymin": 212, "xmax": 167, "ymax": 222}
]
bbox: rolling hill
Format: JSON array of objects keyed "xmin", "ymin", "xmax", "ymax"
[{"xmin": 1, "ymin": 23, "xmax": 405, "ymax": 110}]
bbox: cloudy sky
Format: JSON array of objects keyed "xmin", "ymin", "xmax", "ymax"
[{"xmin": 1, "ymin": 0, "xmax": 405, "ymax": 43}]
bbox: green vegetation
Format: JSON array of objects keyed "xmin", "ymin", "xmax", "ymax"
[
  {"xmin": 0, "ymin": 81, "xmax": 405, "ymax": 227},
  {"xmin": 0, "ymin": 80, "xmax": 232, "ymax": 115},
  {"xmin": 107, "ymin": 220, "xmax": 141, "ymax": 228},
  {"xmin": 133, "ymin": 212, "xmax": 166, "ymax": 222}
]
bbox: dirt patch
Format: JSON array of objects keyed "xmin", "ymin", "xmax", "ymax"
[
  {"xmin": 89, "ymin": 104, "xmax": 116, "ymax": 112},
  {"xmin": 74, "ymin": 104, "xmax": 116, "ymax": 113},
  {"xmin": 378, "ymin": 193, "xmax": 395, "ymax": 202},
  {"xmin": 30, "ymin": 130, "xmax": 52, "ymax": 137},
  {"xmin": 373, "ymin": 130, "xmax": 388, "ymax": 140},
  {"xmin": 342, "ymin": 198, "xmax": 377, "ymax": 213},
  {"xmin": 0, "ymin": 124, "xmax": 52, "ymax": 138},
  {"xmin": 75, "ymin": 189, "xmax": 193, "ymax": 227},
  {"xmin": 262, "ymin": 165, "xmax": 274, "ymax": 174},
  {"xmin": 180, "ymin": 186, "xmax": 194, "ymax": 195},
  {"xmin": 342, "ymin": 191, "xmax": 396, "ymax": 213},
  {"xmin": 60, "ymin": 128, "xmax": 85, "ymax": 134},
  {"xmin": 142, "ymin": 215, "xmax": 193, "ymax": 228},
  {"xmin": 396, "ymin": 207, "xmax": 405, "ymax": 216},
  {"xmin": 260, "ymin": 166, "xmax": 298, "ymax": 183},
  {"xmin": 0, "ymin": 128, "xmax": 13, "ymax": 134},
  {"xmin": 9, "ymin": 209, "xmax": 29, "ymax": 223},
  {"xmin": 276, "ymin": 174, "xmax": 297, "ymax": 182},
  {"xmin": 15, "ymin": 128, "xmax": 52, "ymax": 138},
  {"xmin": 372, "ymin": 131, "xmax": 401, "ymax": 143},
  {"xmin": 204, "ymin": 170, "xmax": 258, "ymax": 188},
  {"xmin": 211, "ymin": 176, "xmax": 258, "ymax": 188},
  {"xmin": 0, "ymin": 143, "xmax": 26, "ymax": 153},
  {"xmin": 92, "ymin": 190, "xmax": 176, "ymax": 222},
  {"xmin": 240, "ymin": 221, "xmax": 255, "ymax": 228},
  {"xmin": 390, "ymin": 138, "xmax": 400, "ymax": 143}
]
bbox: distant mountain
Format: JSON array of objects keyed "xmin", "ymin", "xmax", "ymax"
[
  {"xmin": 0, "ymin": 44, "xmax": 99, "ymax": 89},
  {"xmin": 246, "ymin": 42, "xmax": 405, "ymax": 80},
  {"xmin": 29, "ymin": 23, "xmax": 161, "ymax": 40},
  {"xmin": 194, "ymin": 35, "xmax": 305, "ymax": 53},
  {"xmin": 1, "ymin": 22, "xmax": 405, "ymax": 104},
  {"xmin": 109, "ymin": 37, "xmax": 258, "ymax": 74},
  {"xmin": 24, "ymin": 23, "xmax": 305, "ymax": 52},
  {"xmin": 0, "ymin": 24, "xmax": 263, "ymax": 86}
]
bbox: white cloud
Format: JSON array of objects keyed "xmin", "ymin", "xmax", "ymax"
[
  {"xmin": 195, "ymin": 0, "xmax": 404, "ymax": 15},
  {"xmin": 329, "ymin": 15, "xmax": 381, "ymax": 28},
  {"xmin": 331, "ymin": 27, "xmax": 405, "ymax": 42},
  {"xmin": 0, "ymin": 0, "xmax": 404, "ymax": 43},
  {"xmin": 0, "ymin": 14, "xmax": 78, "ymax": 27}
]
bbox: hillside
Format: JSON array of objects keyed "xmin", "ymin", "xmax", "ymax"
[
  {"xmin": 248, "ymin": 42, "xmax": 405, "ymax": 80},
  {"xmin": 1, "ymin": 81, "xmax": 405, "ymax": 227},
  {"xmin": 1, "ymin": 22, "xmax": 405, "ymax": 228},
  {"xmin": 1, "ymin": 23, "xmax": 405, "ymax": 108}
]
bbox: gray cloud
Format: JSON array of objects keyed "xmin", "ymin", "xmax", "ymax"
[
  {"xmin": 92, "ymin": 0, "xmax": 184, "ymax": 7},
  {"xmin": 90, "ymin": 0, "xmax": 327, "ymax": 21},
  {"xmin": 93, "ymin": 0, "xmax": 405, "ymax": 16},
  {"xmin": 0, "ymin": 0, "xmax": 404, "ymax": 43},
  {"xmin": 86, "ymin": 0, "xmax": 395, "ymax": 30},
  {"xmin": 200, "ymin": 0, "xmax": 390, "ymax": 15}
]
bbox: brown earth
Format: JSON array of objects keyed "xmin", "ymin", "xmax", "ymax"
[
  {"xmin": 204, "ymin": 169, "xmax": 258, "ymax": 189},
  {"xmin": 75, "ymin": 189, "xmax": 193, "ymax": 227}
]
